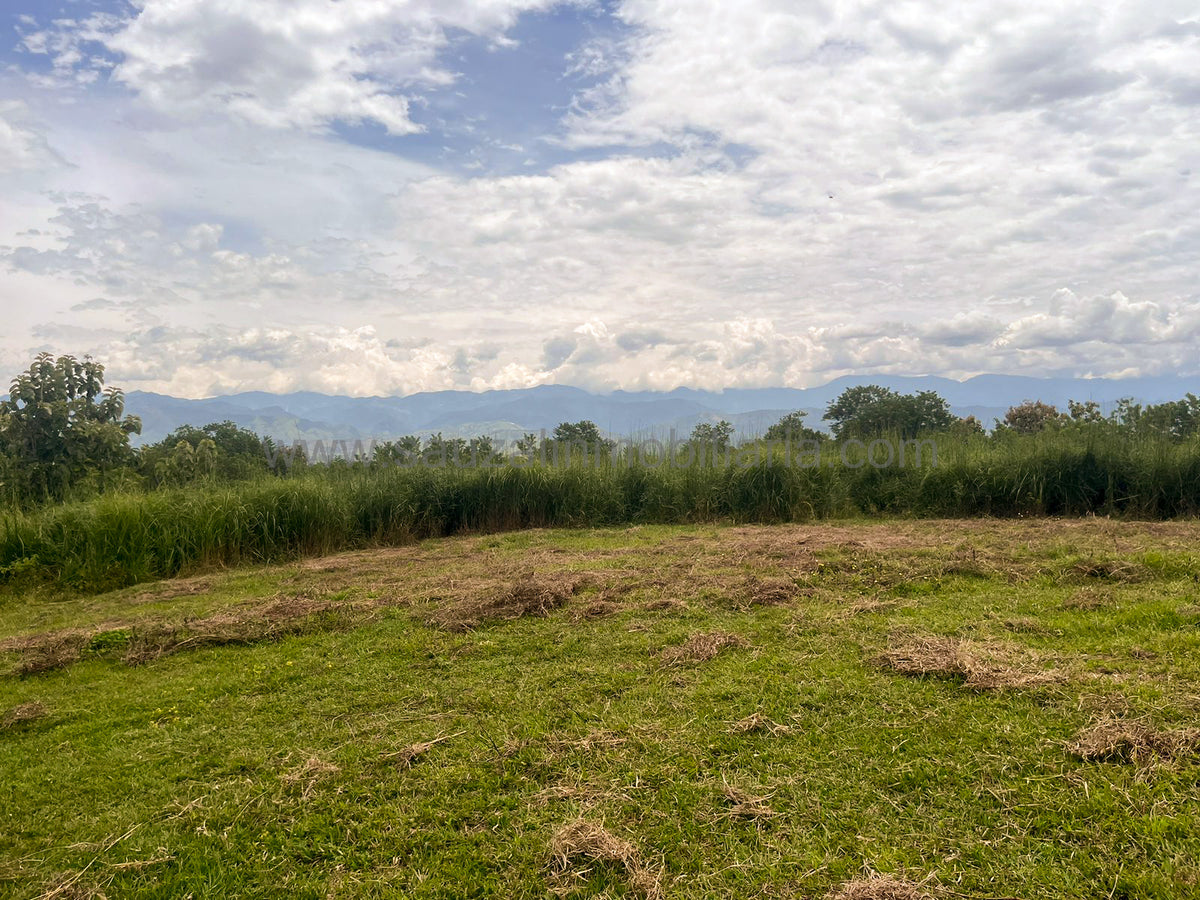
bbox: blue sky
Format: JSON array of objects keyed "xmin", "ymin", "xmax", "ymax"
[{"xmin": 1, "ymin": 0, "xmax": 1198, "ymax": 397}]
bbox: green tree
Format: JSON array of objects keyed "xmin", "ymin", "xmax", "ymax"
[
  {"xmin": 823, "ymin": 386, "xmax": 955, "ymax": 439},
  {"xmin": 1139, "ymin": 395, "xmax": 1200, "ymax": 439},
  {"xmin": 763, "ymin": 411, "xmax": 822, "ymax": 443},
  {"xmin": 999, "ymin": 401, "xmax": 1066, "ymax": 435},
  {"xmin": 1067, "ymin": 400, "xmax": 1105, "ymax": 425},
  {"xmin": 0, "ymin": 353, "xmax": 141, "ymax": 503},
  {"xmin": 141, "ymin": 420, "xmax": 279, "ymax": 484},
  {"xmin": 687, "ymin": 420, "xmax": 735, "ymax": 453},
  {"xmin": 547, "ymin": 421, "xmax": 616, "ymax": 457},
  {"xmin": 515, "ymin": 432, "xmax": 540, "ymax": 458}
]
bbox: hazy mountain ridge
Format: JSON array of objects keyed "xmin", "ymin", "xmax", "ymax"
[{"xmin": 123, "ymin": 375, "xmax": 1200, "ymax": 445}]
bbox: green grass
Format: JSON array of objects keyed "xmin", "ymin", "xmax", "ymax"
[
  {"xmin": 5, "ymin": 429, "xmax": 1200, "ymax": 594},
  {"xmin": 2, "ymin": 520, "xmax": 1200, "ymax": 898}
]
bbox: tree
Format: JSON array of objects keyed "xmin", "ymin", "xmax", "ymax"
[
  {"xmin": 1067, "ymin": 400, "xmax": 1105, "ymax": 424},
  {"xmin": 1000, "ymin": 401, "xmax": 1066, "ymax": 435},
  {"xmin": 687, "ymin": 420, "xmax": 735, "ymax": 453},
  {"xmin": 548, "ymin": 421, "xmax": 615, "ymax": 455},
  {"xmin": 1138, "ymin": 394, "xmax": 1200, "ymax": 439},
  {"xmin": 141, "ymin": 420, "xmax": 279, "ymax": 483},
  {"xmin": 823, "ymin": 386, "xmax": 956, "ymax": 439},
  {"xmin": 0, "ymin": 353, "xmax": 141, "ymax": 503},
  {"xmin": 153, "ymin": 439, "xmax": 218, "ymax": 486},
  {"xmin": 515, "ymin": 432, "xmax": 540, "ymax": 458},
  {"xmin": 763, "ymin": 411, "xmax": 822, "ymax": 443}
]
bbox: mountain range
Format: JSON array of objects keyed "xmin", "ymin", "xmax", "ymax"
[{"xmin": 121, "ymin": 374, "xmax": 1200, "ymax": 446}]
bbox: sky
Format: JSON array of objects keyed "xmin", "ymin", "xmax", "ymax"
[{"xmin": 1, "ymin": 0, "xmax": 1198, "ymax": 398}]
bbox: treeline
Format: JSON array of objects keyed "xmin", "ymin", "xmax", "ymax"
[{"xmin": 3, "ymin": 353, "xmax": 1200, "ymax": 510}]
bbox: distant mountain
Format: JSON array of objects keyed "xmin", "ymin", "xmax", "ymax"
[{"xmin": 123, "ymin": 374, "xmax": 1200, "ymax": 445}]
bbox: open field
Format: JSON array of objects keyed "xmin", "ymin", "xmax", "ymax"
[{"xmin": 3, "ymin": 519, "xmax": 1200, "ymax": 898}]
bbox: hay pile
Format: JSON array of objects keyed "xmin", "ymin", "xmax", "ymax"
[
  {"xmin": 875, "ymin": 633, "xmax": 1061, "ymax": 690},
  {"xmin": 430, "ymin": 573, "xmax": 582, "ymax": 631},
  {"xmin": 657, "ymin": 631, "xmax": 747, "ymax": 666},
  {"xmin": 548, "ymin": 819, "xmax": 659, "ymax": 898},
  {"xmin": 1070, "ymin": 717, "xmax": 1200, "ymax": 764}
]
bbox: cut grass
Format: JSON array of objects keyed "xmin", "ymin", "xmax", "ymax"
[
  {"xmin": 2, "ymin": 519, "xmax": 1200, "ymax": 898},
  {"xmin": 1069, "ymin": 716, "xmax": 1200, "ymax": 764}
]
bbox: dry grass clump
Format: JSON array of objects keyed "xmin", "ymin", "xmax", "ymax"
[
  {"xmin": 430, "ymin": 573, "xmax": 582, "ymax": 631},
  {"xmin": 1054, "ymin": 557, "xmax": 1146, "ymax": 584},
  {"xmin": 1069, "ymin": 717, "xmax": 1200, "ymax": 764},
  {"xmin": 739, "ymin": 575, "xmax": 799, "ymax": 607},
  {"xmin": 657, "ymin": 631, "xmax": 746, "ymax": 667},
  {"xmin": 547, "ymin": 730, "xmax": 628, "ymax": 753},
  {"xmin": 383, "ymin": 731, "xmax": 462, "ymax": 768},
  {"xmin": 728, "ymin": 712, "xmax": 790, "ymax": 735},
  {"xmin": 281, "ymin": 755, "xmax": 340, "ymax": 800},
  {"xmin": 548, "ymin": 820, "xmax": 659, "ymax": 899},
  {"xmin": 2, "ymin": 700, "xmax": 49, "ymax": 730},
  {"xmin": 572, "ymin": 599, "xmax": 622, "ymax": 621},
  {"xmin": 8, "ymin": 632, "xmax": 88, "ymax": 676},
  {"xmin": 875, "ymin": 633, "xmax": 1061, "ymax": 691},
  {"xmin": 1062, "ymin": 587, "xmax": 1114, "ymax": 610},
  {"xmin": 123, "ymin": 596, "xmax": 349, "ymax": 665},
  {"xmin": 827, "ymin": 875, "xmax": 930, "ymax": 900},
  {"xmin": 719, "ymin": 784, "xmax": 776, "ymax": 821},
  {"xmin": 4, "ymin": 595, "xmax": 351, "ymax": 674}
]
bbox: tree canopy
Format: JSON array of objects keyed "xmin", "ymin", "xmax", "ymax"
[
  {"xmin": 0, "ymin": 353, "xmax": 140, "ymax": 503},
  {"xmin": 823, "ymin": 386, "xmax": 956, "ymax": 439}
]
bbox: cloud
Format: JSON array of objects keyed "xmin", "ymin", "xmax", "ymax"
[
  {"xmin": 3, "ymin": 1, "xmax": 1199, "ymax": 395},
  {"xmin": 0, "ymin": 101, "xmax": 62, "ymax": 173},
  {"xmin": 16, "ymin": 0, "xmax": 566, "ymax": 133}
]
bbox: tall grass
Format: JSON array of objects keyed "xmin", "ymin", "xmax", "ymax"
[{"xmin": 3, "ymin": 430, "xmax": 1199, "ymax": 592}]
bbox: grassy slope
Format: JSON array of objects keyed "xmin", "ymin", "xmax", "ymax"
[{"xmin": 2, "ymin": 520, "xmax": 1200, "ymax": 899}]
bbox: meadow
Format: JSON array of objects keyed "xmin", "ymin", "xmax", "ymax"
[{"xmin": 2, "ymin": 519, "xmax": 1200, "ymax": 898}]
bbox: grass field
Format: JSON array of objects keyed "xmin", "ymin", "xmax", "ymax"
[{"xmin": 3, "ymin": 519, "xmax": 1200, "ymax": 898}]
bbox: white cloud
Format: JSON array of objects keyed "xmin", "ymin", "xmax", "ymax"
[
  {"xmin": 0, "ymin": 100, "xmax": 62, "ymax": 173},
  {"xmin": 3, "ymin": 1, "xmax": 1200, "ymax": 394},
  {"xmin": 17, "ymin": 0, "xmax": 566, "ymax": 134}
]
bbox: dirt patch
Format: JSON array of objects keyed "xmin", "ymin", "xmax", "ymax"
[
  {"xmin": 428, "ymin": 573, "xmax": 584, "ymax": 632},
  {"xmin": 874, "ymin": 633, "xmax": 1062, "ymax": 691},
  {"xmin": 2, "ymin": 700, "xmax": 49, "ymax": 730},
  {"xmin": 1069, "ymin": 717, "xmax": 1200, "ymax": 764},
  {"xmin": 827, "ymin": 876, "xmax": 930, "ymax": 900},
  {"xmin": 548, "ymin": 819, "xmax": 660, "ymax": 899},
  {"xmin": 657, "ymin": 631, "xmax": 747, "ymax": 667}
]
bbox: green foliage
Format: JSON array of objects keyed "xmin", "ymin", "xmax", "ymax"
[
  {"xmin": 1000, "ymin": 400, "xmax": 1067, "ymax": 434},
  {"xmin": 141, "ymin": 421, "xmax": 295, "ymax": 485},
  {"xmin": 0, "ymin": 353, "xmax": 141, "ymax": 504},
  {"xmin": 549, "ymin": 420, "xmax": 616, "ymax": 454},
  {"xmin": 763, "ymin": 410, "xmax": 823, "ymax": 443},
  {"xmin": 5, "ymin": 426, "xmax": 1200, "ymax": 593},
  {"xmin": 687, "ymin": 420, "xmax": 735, "ymax": 453},
  {"xmin": 823, "ymin": 385, "xmax": 956, "ymax": 439}
]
